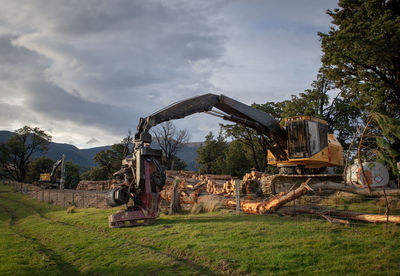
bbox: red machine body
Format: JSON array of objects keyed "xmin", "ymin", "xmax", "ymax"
[{"xmin": 106, "ymin": 144, "xmax": 165, "ymax": 228}]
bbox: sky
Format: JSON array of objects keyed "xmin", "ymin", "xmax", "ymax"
[{"xmin": 0, "ymin": 0, "xmax": 338, "ymax": 148}]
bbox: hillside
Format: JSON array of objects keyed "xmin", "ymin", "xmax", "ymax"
[{"xmin": 0, "ymin": 130, "xmax": 199, "ymax": 171}]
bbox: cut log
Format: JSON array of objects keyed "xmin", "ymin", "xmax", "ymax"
[
  {"xmin": 320, "ymin": 215, "xmax": 350, "ymax": 225},
  {"xmin": 277, "ymin": 206, "xmax": 400, "ymax": 224},
  {"xmin": 311, "ymin": 181, "xmax": 400, "ymax": 197},
  {"xmin": 238, "ymin": 178, "xmax": 312, "ymax": 214}
]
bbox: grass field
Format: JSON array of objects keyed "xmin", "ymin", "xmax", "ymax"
[{"xmin": 0, "ymin": 184, "xmax": 399, "ymax": 275}]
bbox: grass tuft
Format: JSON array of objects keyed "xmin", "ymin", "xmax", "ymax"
[
  {"xmin": 66, "ymin": 206, "xmax": 75, "ymax": 214},
  {"xmin": 190, "ymin": 200, "xmax": 223, "ymax": 214}
]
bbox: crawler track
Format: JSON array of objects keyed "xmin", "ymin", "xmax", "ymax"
[{"xmin": 261, "ymin": 174, "xmax": 343, "ymax": 197}]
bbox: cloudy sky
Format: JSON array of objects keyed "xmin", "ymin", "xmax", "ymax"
[{"xmin": 0, "ymin": 0, "xmax": 338, "ymax": 148}]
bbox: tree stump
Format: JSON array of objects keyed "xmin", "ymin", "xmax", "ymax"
[{"xmin": 169, "ymin": 178, "xmax": 181, "ymax": 215}]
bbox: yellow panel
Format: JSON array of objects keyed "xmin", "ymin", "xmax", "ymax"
[{"xmin": 39, "ymin": 173, "xmax": 51, "ymax": 181}]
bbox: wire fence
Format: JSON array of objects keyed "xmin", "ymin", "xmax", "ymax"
[
  {"xmin": 3, "ymin": 181, "xmax": 110, "ymax": 209},
  {"xmin": 2, "ymin": 179, "xmax": 400, "ymax": 229},
  {"xmin": 232, "ymin": 184, "xmax": 400, "ymax": 228}
]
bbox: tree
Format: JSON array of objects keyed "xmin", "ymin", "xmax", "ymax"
[
  {"xmin": 372, "ymin": 113, "xmax": 400, "ymax": 176},
  {"xmin": 26, "ymin": 156, "xmax": 54, "ymax": 183},
  {"xmin": 281, "ymin": 71, "xmax": 362, "ymax": 146},
  {"xmin": 319, "ymin": 0, "xmax": 400, "ymax": 118},
  {"xmin": 170, "ymin": 155, "xmax": 187, "ymax": 170},
  {"xmin": 223, "ymin": 140, "xmax": 252, "ymax": 177},
  {"xmin": 196, "ymin": 132, "xmax": 228, "ymax": 174},
  {"xmin": 152, "ymin": 122, "xmax": 190, "ymax": 170},
  {"xmin": 80, "ymin": 167, "xmax": 108, "ymax": 181},
  {"xmin": 93, "ymin": 131, "xmax": 134, "ymax": 179},
  {"xmin": 65, "ymin": 161, "xmax": 80, "ymax": 189},
  {"xmin": 220, "ymin": 102, "xmax": 283, "ymax": 172},
  {"xmin": 0, "ymin": 126, "xmax": 51, "ymax": 182}
]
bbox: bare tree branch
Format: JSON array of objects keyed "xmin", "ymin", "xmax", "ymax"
[{"xmin": 152, "ymin": 122, "xmax": 190, "ymax": 169}]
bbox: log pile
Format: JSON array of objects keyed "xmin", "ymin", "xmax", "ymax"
[
  {"xmin": 241, "ymin": 170, "xmax": 269, "ymax": 199},
  {"xmin": 204, "ymin": 175, "xmax": 236, "ymax": 195},
  {"xmin": 160, "ymin": 170, "xmax": 207, "ymax": 204},
  {"xmin": 76, "ymin": 179, "xmax": 123, "ymax": 191},
  {"xmin": 160, "ymin": 171, "xmax": 238, "ymax": 205},
  {"xmin": 222, "ymin": 179, "xmax": 238, "ymax": 196}
]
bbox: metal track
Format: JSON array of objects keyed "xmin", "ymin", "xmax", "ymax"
[{"xmin": 261, "ymin": 174, "xmax": 343, "ymax": 197}]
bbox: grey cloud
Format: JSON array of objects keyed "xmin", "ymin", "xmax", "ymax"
[
  {"xmin": 86, "ymin": 138, "xmax": 100, "ymax": 145},
  {"xmin": 24, "ymin": 80, "xmax": 139, "ymax": 133},
  {"xmin": 0, "ymin": 0, "xmax": 336, "ymax": 145}
]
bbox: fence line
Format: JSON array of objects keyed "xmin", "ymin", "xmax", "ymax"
[{"xmin": 3, "ymin": 181, "xmax": 109, "ymax": 209}]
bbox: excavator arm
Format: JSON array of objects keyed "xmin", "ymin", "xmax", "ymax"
[
  {"xmin": 107, "ymin": 93, "xmax": 290, "ymax": 227},
  {"xmin": 135, "ymin": 93, "xmax": 288, "ymax": 160}
]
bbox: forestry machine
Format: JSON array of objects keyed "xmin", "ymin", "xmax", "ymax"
[
  {"xmin": 106, "ymin": 93, "xmax": 343, "ymax": 227},
  {"xmin": 38, "ymin": 154, "xmax": 66, "ymax": 189}
]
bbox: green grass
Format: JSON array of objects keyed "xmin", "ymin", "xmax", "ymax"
[{"xmin": 0, "ymin": 184, "xmax": 399, "ymax": 275}]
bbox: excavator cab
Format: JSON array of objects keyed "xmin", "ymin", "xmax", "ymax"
[{"xmin": 286, "ymin": 116, "xmax": 328, "ymax": 159}]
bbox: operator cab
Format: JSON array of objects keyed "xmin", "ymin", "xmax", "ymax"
[{"xmin": 285, "ymin": 116, "xmax": 328, "ymax": 159}]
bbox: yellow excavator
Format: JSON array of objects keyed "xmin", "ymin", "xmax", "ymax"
[
  {"xmin": 38, "ymin": 154, "xmax": 66, "ymax": 189},
  {"xmin": 106, "ymin": 93, "xmax": 343, "ymax": 227}
]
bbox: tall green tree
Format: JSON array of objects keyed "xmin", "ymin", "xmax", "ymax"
[
  {"xmin": 65, "ymin": 161, "xmax": 81, "ymax": 189},
  {"xmin": 169, "ymin": 155, "xmax": 187, "ymax": 171},
  {"xmin": 93, "ymin": 131, "xmax": 134, "ymax": 179},
  {"xmin": 319, "ymin": 0, "xmax": 400, "ymax": 118},
  {"xmin": 281, "ymin": 71, "xmax": 361, "ymax": 146},
  {"xmin": 223, "ymin": 140, "xmax": 252, "ymax": 177},
  {"xmin": 0, "ymin": 126, "xmax": 51, "ymax": 182},
  {"xmin": 372, "ymin": 113, "xmax": 400, "ymax": 176},
  {"xmin": 26, "ymin": 156, "xmax": 54, "ymax": 183},
  {"xmin": 80, "ymin": 167, "xmax": 108, "ymax": 181},
  {"xmin": 221, "ymin": 102, "xmax": 283, "ymax": 172},
  {"xmin": 196, "ymin": 132, "xmax": 227, "ymax": 174}
]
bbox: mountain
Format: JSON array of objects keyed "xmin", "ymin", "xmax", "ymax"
[{"xmin": 0, "ymin": 130, "xmax": 200, "ymax": 171}]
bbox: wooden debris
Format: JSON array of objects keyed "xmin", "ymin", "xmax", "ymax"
[
  {"xmin": 277, "ymin": 206, "xmax": 400, "ymax": 225},
  {"xmin": 76, "ymin": 179, "xmax": 123, "ymax": 191}
]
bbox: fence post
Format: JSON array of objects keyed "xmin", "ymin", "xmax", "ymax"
[
  {"xmin": 42, "ymin": 191, "xmax": 44, "ymax": 202},
  {"xmin": 82, "ymin": 193, "xmax": 85, "ymax": 208},
  {"xmin": 235, "ymin": 179, "xmax": 241, "ymax": 213},
  {"xmin": 383, "ymin": 187, "xmax": 390, "ymax": 230},
  {"xmin": 72, "ymin": 192, "xmax": 75, "ymax": 206},
  {"xmin": 293, "ymin": 188, "xmax": 296, "ymax": 215}
]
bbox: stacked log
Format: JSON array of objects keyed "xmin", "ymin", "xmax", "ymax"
[
  {"xmin": 242, "ymin": 170, "xmax": 269, "ymax": 199},
  {"xmin": 204, "ymin": 175, "xmax": 236, "ymax": 195},
  {"xmin": 76, "ymin": 179, "xmax": 123, "ymax": 191},
  {"xmin": 161, "ymin": 171, "xmax": 207, "ymax": 204},
  {"xmin": 223, "ymin": 179, "xmax": 238, "ymax": 196}
]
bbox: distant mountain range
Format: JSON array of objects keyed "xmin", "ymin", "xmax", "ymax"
[{"xmin": 0, "ymin": 130, "xmax": 200, "ymax": 171}]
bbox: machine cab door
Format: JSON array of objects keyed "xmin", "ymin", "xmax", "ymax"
[{"xmin": 286, "ymin": 117, "xmax": 328, "ymax": 159}]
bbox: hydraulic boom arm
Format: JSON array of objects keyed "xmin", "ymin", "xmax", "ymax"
[{"xmin": 135, "ymin": 93, "xmax": 288, "ymax": 160}]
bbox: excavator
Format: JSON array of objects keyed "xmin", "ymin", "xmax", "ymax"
[
  {"xmin": 38, "ymin": 154, "xmax": 66, "ymax": 189},
  {"xmin": 106, "ymin": 94, "xmax": 343, "ymax": 227}
]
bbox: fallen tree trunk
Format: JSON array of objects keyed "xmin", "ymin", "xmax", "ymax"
[
  {"xmin": 277, "ymin": 206, "xmax": 400, "ymax": 224},
  {"xmin": 225, "ymin": 179, "xmax": 400, "ymax": 224},
  {"xmin": 226, "ymin": 178, "xmax": 313, "ymax": 214},
  {"xmin": 312, "ymin": 181, "xmax": 400, "ymax": 197}
]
